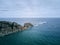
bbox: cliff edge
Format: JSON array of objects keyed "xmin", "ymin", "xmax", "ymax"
[{"xmin": 0, "ymin": 21, "xmax": 33, "ymax": 36}]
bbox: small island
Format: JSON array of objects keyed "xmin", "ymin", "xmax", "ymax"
[{"xmin": 0, "ymin": 21, "xmax": 33, "ymax": 37}]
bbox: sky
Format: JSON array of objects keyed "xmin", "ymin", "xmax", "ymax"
[{"xmin": 0, "ymin": 0, "xmax": 60, "ymax": 18}]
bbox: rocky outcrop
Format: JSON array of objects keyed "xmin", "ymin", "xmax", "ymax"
[
  {"xmin": 0, "ymin": 21, "xmax": 33, "ymax": 36},
  {"xmin": 24, "ymin": 23, "xmax": 33, "ymax": 27},
  {"xmin": 21, "ymin": 23, "xmax": 33, "ymax": 30}
]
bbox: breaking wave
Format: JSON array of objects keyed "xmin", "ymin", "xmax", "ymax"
[{"xmin": 34, "ymin": 22, "xmax": 47, "ymax": 26}]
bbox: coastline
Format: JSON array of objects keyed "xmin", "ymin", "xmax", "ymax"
[{"xmin": 0, "ymin": 21, "xmax": 33, "ymax": 37}]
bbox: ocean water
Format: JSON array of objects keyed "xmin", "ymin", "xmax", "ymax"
[{"xmin": 0, "ymin": 18, "xmax": 60, "ymax": 45}]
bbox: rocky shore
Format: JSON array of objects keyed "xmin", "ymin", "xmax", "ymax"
[{"xmin": 0, "ymin": 21, "xmax": 33, "ymax": 36}]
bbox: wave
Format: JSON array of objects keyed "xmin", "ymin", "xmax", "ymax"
[{"xmin": 34, "ymin": 22, "xmax": 47, "ymax": 26}]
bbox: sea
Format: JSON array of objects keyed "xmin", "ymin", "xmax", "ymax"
[{"xmin": 0, "ymin": 18, "xmax": 60, "ymax": 45}]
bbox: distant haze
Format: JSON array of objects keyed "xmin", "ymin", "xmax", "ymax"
[{"xmin": 0, "ymin": 0, "xmax": 60, "ymax": 18}]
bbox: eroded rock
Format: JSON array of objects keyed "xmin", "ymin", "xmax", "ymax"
[
  {"xmin": 0, "ymin": 21, "xmax": 33, "ymax": 36},
  {"xmin": 24, "ymin": 23, "xmax": 33, "ymax": 28}
]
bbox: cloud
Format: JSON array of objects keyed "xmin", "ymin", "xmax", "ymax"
[{"xmin": 0, "ymin": 0, "xmax": 60, "ymax": 18}]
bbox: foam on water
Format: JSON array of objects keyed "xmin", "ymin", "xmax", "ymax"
[{"xmin": 34, "ymin": 22, "xmax": 47, "ymax": 26}]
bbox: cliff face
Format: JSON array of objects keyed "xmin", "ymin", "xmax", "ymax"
[
  {"xmin": 0, "ymin": 21, "xmax": 33, "ymax": 36},
  {"xmin": 24, "ymin": 23, "xmax": 33, "ymax": 28}
]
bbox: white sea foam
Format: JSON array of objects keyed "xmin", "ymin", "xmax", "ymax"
[{"xmin": 34, "ymin": 22, "xmax": 47, "ymax": 26}]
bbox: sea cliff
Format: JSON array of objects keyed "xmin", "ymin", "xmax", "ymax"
[{"xmin": 0, "ymin": 21, "xmax": 33, "ymax": 36}]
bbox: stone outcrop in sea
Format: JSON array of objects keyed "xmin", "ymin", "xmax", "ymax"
[{"xmin": 0, "ymin": 21, "xmax": 33, "ymax": 36}]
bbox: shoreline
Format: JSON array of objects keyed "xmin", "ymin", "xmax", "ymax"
[{"xmin": 0, "ymin": 21, "xmax": 33, "ymax": 37}]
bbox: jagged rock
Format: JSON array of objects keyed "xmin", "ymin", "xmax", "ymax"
[
  {"xmin": 21, "ymin": 27, "xmax": 28, "ymax": 30},
  {"xmin": 24, "ymin": 23, "xmax": 33, "ymax": 28},
  {"xmin": 0, "ymin": 21, "xmax": 33, "ymax": 37}
]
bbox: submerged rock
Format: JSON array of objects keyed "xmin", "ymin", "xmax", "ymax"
[{"xmin": 0, "ymin": 21, "xmax": 33, "ymax": 36}]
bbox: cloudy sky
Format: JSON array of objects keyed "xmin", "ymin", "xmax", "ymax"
[{"xmin": 0, "ymin": 0, "xmax": 60, "ymax": 18}]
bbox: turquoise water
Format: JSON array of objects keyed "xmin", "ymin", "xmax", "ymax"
[{"xmin": 0, "ymin": 18, "xmax": 60, "ymax": 45}]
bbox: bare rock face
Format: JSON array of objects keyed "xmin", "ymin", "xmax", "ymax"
[
  {"xmin": 0, "ymin": 21, "xmax": 22, "ymax": 36},
  {"xmin": 24, "ymin": 23, "xmax": 33, "ymax": 28},
  {"xmin": 0, "ymin": 21, "xmax": 33, "ymax": 36},
  {"xmin": 21, "ymin": 23, "xmax": 33, "ymax": 30}
]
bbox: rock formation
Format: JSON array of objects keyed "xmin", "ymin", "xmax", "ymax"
[
  {"xmin": 24, "ymin": 23, "xmax": 33, "ymax": 28},
  {"xmin": 0, "ymin": 21, "xmax": 33, "ymax": 36}
]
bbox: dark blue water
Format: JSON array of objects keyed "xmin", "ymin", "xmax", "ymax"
[{"xmin": 0, "ymin": 18, "xmax": 60, "ymax": 45}]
